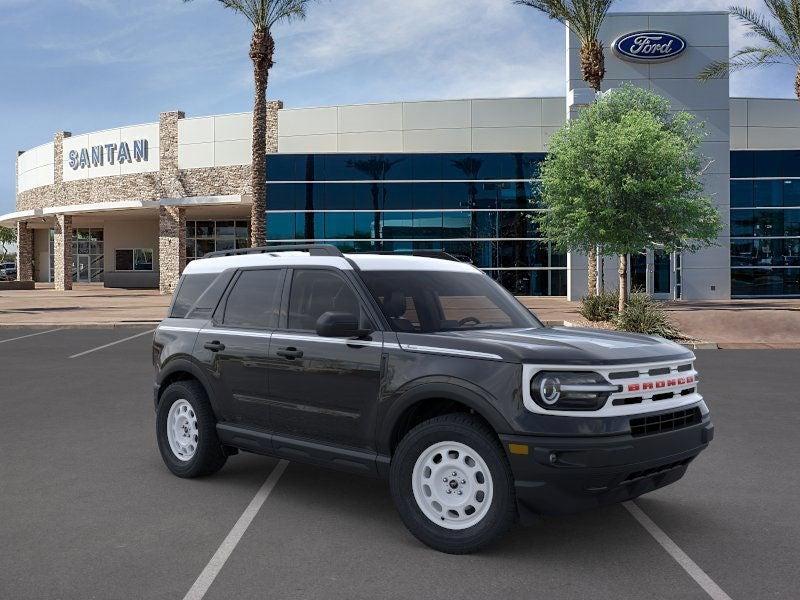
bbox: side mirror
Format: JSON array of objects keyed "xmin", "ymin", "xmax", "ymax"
[{"xmin": 315, "ymin": 312, "xmax": 370, "ymax": 338}]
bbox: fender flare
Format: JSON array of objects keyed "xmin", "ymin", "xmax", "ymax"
[
  {"xmin": 377, "ymin": 378, "xmax": 512, "ymax": 456},
  {"xmin": 156, "ymin": 356, "xmax": 222, "ymax": 418}
]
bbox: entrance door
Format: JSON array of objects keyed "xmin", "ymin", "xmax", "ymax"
[
  {"xmin": 77, "ymin": 256, "xmax": 90, "ymax": 282},
  {"xmin": 652, "ymin": 250, "xmax": 672, "ymax": 298},
  {"xmin": 625, "ymin": 250, "xmax": 674, "ymax": 299},
  {"xmin": 630, "ymin": 253, "xmax": 647, "ymax": 293}
]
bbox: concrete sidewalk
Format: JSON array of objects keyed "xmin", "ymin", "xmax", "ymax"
[
  {"xmin": 0, "ymin": 283, "xmax": 169, "ymax": 327},
  {"xmin": 2, "ymin": 285, "xmax": 799, "ymax": 346},
  {"xmin": 520, "ymin": 296, "xmax": 800, "ymax": 348}
]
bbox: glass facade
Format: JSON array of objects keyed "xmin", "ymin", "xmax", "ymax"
[
  {"xmin": 186, "ymin": 220, "xmax": 251, "ymax": 263},
  {"xmin": 264, "ymin": 153, "xmax": 567, "ymax": 295},
  {"xmin": 731, "ymin": 151, "xmax": 800, "ymax": 296}
]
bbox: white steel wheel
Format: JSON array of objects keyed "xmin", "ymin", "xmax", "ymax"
[
  {"xmin": 166, "ymin": 399, "xmax": 199, "ymax": 461},
  {"xmin": 411, "ymin": 440, "xmax": 494, "ymax": 530}
]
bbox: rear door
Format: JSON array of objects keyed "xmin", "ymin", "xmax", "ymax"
[
  {"xmin": 266, "ymin": 267, "xmax": 384, "ymax": 451},
  {"xmin": 196, "ymin": 267, "xmax": 285, "ymax": 427}
]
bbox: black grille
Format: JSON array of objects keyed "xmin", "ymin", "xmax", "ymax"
[
  {"xmin": 629, "ymin": 407, "xmax": 702, "ymax": 437},
  {"xmin": 621, "ymin": 458, "xmax": 692, "ymax": 485}
]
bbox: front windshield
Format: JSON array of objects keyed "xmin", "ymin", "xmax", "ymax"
[{"xmin": 360, "ymin": 270, "xmax": 542, "ymax": 333}]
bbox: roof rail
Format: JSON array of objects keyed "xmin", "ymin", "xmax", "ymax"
[
  {"xmin": 354, "ymin": 250, "xmax": 471, "ymax": 263},
  {"xmin": 202, "ymin": 244, "xmax": 344, "ymax": 259}
]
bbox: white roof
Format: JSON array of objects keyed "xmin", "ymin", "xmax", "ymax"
[{"xmin": 182, "ymin": 251, "xmax": 478, "ymax": 275}]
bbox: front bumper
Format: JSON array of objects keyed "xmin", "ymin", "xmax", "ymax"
[{"xmin": 500, "ymin": 411, "xmax": 713, "ymax": 516}]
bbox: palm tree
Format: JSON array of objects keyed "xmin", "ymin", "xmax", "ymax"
[
  {"xmin": 184, "ymin": 0, "xmax": 314, "ymax": 247},
  {"xmin": 515, "ymin": 0, "xmax": 616, "ymax": 296},
  {"xmin": 347, "ymin": 157, "xmax": 405, "ymax": 250},
  {"xmin": 699, "ymin": 3, "xmax": 800, "ymax": 101}
]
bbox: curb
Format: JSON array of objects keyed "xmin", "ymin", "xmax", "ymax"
[
  {"xmin": 558, "ymin": 320, "xmax": 720, "ymax": 350},
  {"xmin": 0, "ymin": 322, "xmax": 160, "ymax": 329}
]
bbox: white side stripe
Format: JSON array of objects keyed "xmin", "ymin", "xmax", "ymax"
[
  {"xmin": 158, "ymin": 325, "xmax": 201, "ymax": 333},
  {"xmin": 399, "ymin": 343, "xmax": 503, "ymax": 361}
]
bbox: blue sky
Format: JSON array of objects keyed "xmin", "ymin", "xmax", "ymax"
[{"xmin": 1, "ymin": 0, "xmax": 796, "ymax": 215}]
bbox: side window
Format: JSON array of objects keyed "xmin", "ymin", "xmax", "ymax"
[
  {"xmin": 171, "ymin": 273, "xmax": 217, "ymax": 318},
  {"xmin": 376, "ymin": 291, "xmax": 421, "ymax": 332},
  {"xmin": 222, "ymin": 269, "xmax": 283, "ymax": 329},
  {"xmin": 287, "ymin": 269, "xmax": 367, "ymax": 331}
]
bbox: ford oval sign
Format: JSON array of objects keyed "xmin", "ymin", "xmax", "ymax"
[{"xmin": 613, "ymin": 31, "xmax": 687, "ymax": 63}]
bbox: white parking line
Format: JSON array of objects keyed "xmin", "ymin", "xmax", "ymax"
[
  {"xmin": 183, "ymin": 460, "xmax": 289, "ymax": 600},
  {"xmin": 624, "ymin": 501, "xmax": 733, "ymax": 600},
  {"xmin": 0, "ymin": 329, "xmax": 63, "ymax": 345},
  {"xmin": 68, "ymin": 328, "xmax": 156, "ymax": 359}
]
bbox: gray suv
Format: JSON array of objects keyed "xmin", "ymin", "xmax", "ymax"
[{"xmin": 153, "ymin": 245, "xmax": 713, "ymax": 554}]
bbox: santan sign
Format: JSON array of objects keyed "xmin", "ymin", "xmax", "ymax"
[
  {"xmin": 613, "ymin": 31, "xmax": 687, "ymax": 62},
  {"xmin": 68, "ymin": 139, "xmax": 149, "ymax": 170}
]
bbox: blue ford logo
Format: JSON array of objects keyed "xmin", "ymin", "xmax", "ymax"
[{"xmin": 613, "ymin": 31, "xmax": 687, "ymax": 62}]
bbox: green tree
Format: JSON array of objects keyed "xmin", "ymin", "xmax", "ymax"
[
  {"xmin": 0, "ymin": 226, "xmax": 15, "ymax": 264},
  {"xmin": 699, "ymin": 2, "xmax": 800, "ymax": 100},
  {"xmin": 535, "ymin": 85, "xmax": 722, "ymax": 312},
  {"xmin": 184, "ymin": 0, "xmax": 315, "ymax": 247},
  {"xmin": 514, "ymin": 0, "xmax": 616, "ymax": 295}
]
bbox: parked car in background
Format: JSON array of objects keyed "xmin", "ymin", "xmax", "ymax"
[{"xmin": 0, "ymin": 262, "xmax": 16, "ymax": 281}]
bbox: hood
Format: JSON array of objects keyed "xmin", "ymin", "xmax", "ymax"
[{"xmin": 397, "ymin": 326, "xmax": 693, "ymax": 365}]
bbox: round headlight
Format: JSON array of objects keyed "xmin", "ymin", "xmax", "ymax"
[
  {"xmin": 538, "ymin": 376, "xmax": 561, "ymax": 405},
  {"xmin": 531, "ymin": 371, "xmax": 616, "ymax": 411}
]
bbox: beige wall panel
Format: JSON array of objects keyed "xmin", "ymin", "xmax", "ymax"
[
  {"xmin": 402, "ymin": 128, "xmax": 471, "ymax": 153},
  {"xmin": 403, "ymin": 100, "xmax": 471, "ymax": 130},
  {"xmin": 278, "ymin": 134, "xmax": 338, "ymax": 153},
  {"xmin": 278, "ymin": 107, "xmax": 338, "ymax": 137},
  {"xmin": 179, "ymin": 117, "xmax": 214, "ymax": 145},
  {"xmin": 338, "ymin": 103, "xmax": 403, "ymax": 133},
  {"xmin": 472, "ymin": 127, "xmax": 543, "ymax": 152},
  {"xmin": 337, "ymin": 130, "xmax": 403, "ymax": 152},
  {"xmin": 471, "ymin": 98, "xmax": 542, "ymax": 128}
]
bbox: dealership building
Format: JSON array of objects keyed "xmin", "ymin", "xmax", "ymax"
[{"xmin": 3, "ymin": 10, "xmax": 800, "ymax": 299}]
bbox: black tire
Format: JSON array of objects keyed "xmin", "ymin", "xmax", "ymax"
[
  {"xmin": 156, "ymin": 380, "xmax": 227, "ymax": 478},
  {"xmin": 389, "ymin": 413, "xmax": 517, "ymax": 554}
]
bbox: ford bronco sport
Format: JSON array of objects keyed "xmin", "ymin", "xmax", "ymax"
[{"xmin": 153, "ymin": 245, "xmax": 713, "ymax": 554}]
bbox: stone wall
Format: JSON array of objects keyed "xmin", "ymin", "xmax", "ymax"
[
  {"xmin": 158, "ymin": 206, "xmax": 185, "ymax": 295},
  {"xmin": 53, "ymin": 214, "xmax": 73, "ymax": 291},
  {"xmin": 15, "ymin": 222, "xmax": 33, "ymax": 282}
]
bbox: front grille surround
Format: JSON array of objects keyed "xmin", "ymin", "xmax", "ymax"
[{"xmin": 522, "ymin": 358, "xmax": 703, "ymax": 417}]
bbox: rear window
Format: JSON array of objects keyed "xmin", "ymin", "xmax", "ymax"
[
  {"xmin": 223, "ymin": 269, "xmax": 284, "ymax": 329},
  {"xmin": 171, "ymin": 273, "xmax": 217, "ymax": 318}
]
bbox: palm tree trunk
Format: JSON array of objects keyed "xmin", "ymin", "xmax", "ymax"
[
  {"xmin": 618, "ymin": 254, "xmax": 628, "ymax": 314},
  {"xmin": 249, "ymin": 29, "xmax": 274, "ymax": 248},
  {"xmin": 580, "ymin": 39, "xmax": 604, "ymax": 295},
  {"xmin": 580, "ymin": 40, "xmax": 605, "ymax": 93},
  {"xmin": 796, "ymin": 67, "xmax": 800, "ymax": 102}
]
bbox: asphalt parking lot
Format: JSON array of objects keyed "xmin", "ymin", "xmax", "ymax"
[{"xmin": 0, "ymin": 327, "xmax": 798, "ymax": 600}]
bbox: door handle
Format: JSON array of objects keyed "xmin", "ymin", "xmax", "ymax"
[
  {"xmin": 276, "ymin": 347, "xmax": 304, "ymax": 360},
  {"xmin": 204, "ymin": 340, "xmax": 225, "ymax": 352}
]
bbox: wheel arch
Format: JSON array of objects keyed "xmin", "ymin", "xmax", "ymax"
[
  {"xmin": 379, "ymin": 380, "xmax": 511, "ymax": 459},
  {"xmin": 156, "ymin": 357, "xmax": 220, "ymax": 417}
]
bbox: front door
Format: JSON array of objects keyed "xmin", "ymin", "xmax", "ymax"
[
  {"xmin": 266, "ymin": 268, "xmax": 383, "ymax": 451},
  {"xmin": 630, "ymin": 252, "xmax": 647, "ymax": 293},
  {"xmin": 77, "ymin": 256, "xmax": 90, "ymax": 282},
  {"xmin": 196, "ymin": 268, "xmax": 285, "ymax": 426},
  {"xmin": 652, "ymin": 249, "xmax": 672, "ymax": 299}
]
